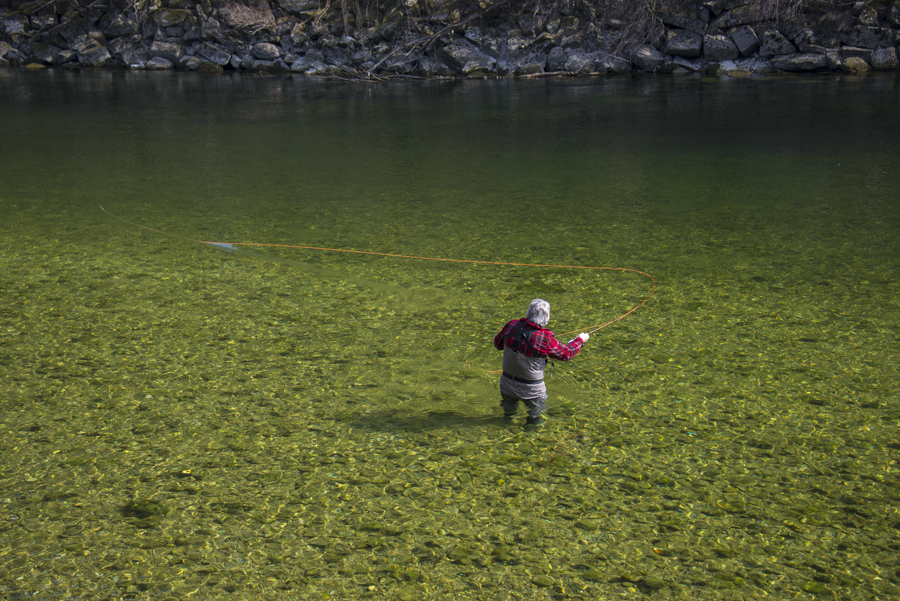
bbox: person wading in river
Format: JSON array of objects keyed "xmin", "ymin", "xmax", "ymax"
[{"xmin": 494, "ymin": 298, "xmax": 589, "ymax": 427}]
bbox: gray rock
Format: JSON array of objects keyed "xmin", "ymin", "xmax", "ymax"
[
  {"xmin": 29, "ymin": 15, "xmax": 57, "ymax": 30},
  {"xmin": 156, "ymin": 9, "xmax": 191, "ymax": 28},
  {"xmin": 672, "ymin": 56, "xmax": 704, "ymax": 71},
  {"xmin": 438, "ymin": 38, "xmax": 493, "ymax": 74},
  {"xmin": 665, "ymin": 29, "xmax": 703, "ymax": 58},
  {"xmin": 73, "ymin": 35, "xmax": 112, "ymax": 67},
  {"xmin": 462, "ymin": 54, "xmax": 496, "ymax": 76},
  {"xmin": 856, "ymin": 6, "xmax": 879, "ymax": 27},
  {"xmin": 277, "ymin": 0, "xmax": 318, "ymax": 16},
  {"xmin": 1, "ymin": 15, "xmax": 29, "ymax": 36},
  {"xmin": 104, "ymin": 13, "xmax": 136, "ymax": 38},
  {"xmin": 842, "ymin": 26, "xmax": 893, "ymax": 48},
  {"xmin": 842, "ymin": 46, "xmax": 873, "ymax": 61},
  {"xmin": 703, "ymin": 34, "xmax": 738, "ymax": 61},
  {"xmin": 599, "ymin": 54, "xmax": 632, "ymax": 74},
  {"xmin": 57, "ymin": 49, "xmax": 77, "ymax": 64},
  {"xmin": 198, "ymin": 41, "xmax": 232, "ymax": 65},
  {"xmin": 825, "ymin": 49, "xmax": 842, "ymax": 70},
  {"xmin": 704, "ymin": 0, "xmax": 727, "ymax": 17},
  {"xmin": 771, "ymin": 53, "xmax": 828, "ymax": 71},
  {"xmin": 251, "ymin": 42, "xmax": 280, "ymax": 59},
  {"xmin": 178, "ymin": 55, "xmax": 203, "ymax": 70},
  {"xmin": 518, "ymin": 61, "xmax": 545, "ymax": 75},
  {"xmin": 633, "ymin": 44, "xmax": 664, "ymax": 71},
  {"xmin": 248, "ymin": 59, "xmax": 275, "ymax": 71},
  {"xmin": 564, "ymin": 50, "xmax": 594, "ymax": 73},
  {"xmin": 0, "ymin": 41, "xmax": 13, "ymax": 59},
  {"xmin": 730, "ymin": 25, "xmax": 759, "ymax": 56},
  {"xmin": 145, "ymin": 56, "xmax": 174, "ymax": 70},
  {"xmin": 714, "ymin": 6, "xmax": 758, "ymax": 29},
  {"xmin": 201, "ymin": 18, "xmax": 224, "ymax": 42},
  {"xmin": 871, "ymin": 47, "xmax": 899, "ymax": 70},
  {"xmin": 758, "ymin": 29, "xmax": 796, "ymax": 57},
  {"xmin": 289, "ymin": 23, "xmax": 308, "ymax": 45},
  {"xmin": 547, "ymin": 46, "xmax": 567, "ymax": 71},
  {"xmin": 57, "ymin": 18, "xmax": 90, "ymax": 44},
  {"xmin": 415, "ymin": 55, "xmax": 453, "ymax": 76},
  {"xmin": 3, "ymin": 48, "xmax": 24, "ymax": 64},
  {"xmin": 290, "ymin": 54, "xmax": 327, "ymax": 73},
  {"xmin": 378, "ymin": 53, "xmax": 417, "ymax": 74},
  {"xmin": 110, "ymin": 37, "xmax": 150, "ymax": 67},
  {"xmin": 660, "ymin": 13, "xmax": 707, "ymax": 35},
  {"xmin": 890, "ymin": 2, "xmax": 900, "ymax": 27},
  {"xmin": 151, "ymin": 40, "xmax": 183, "ymax": 63},
  {"xmin": 32, "ymin": 42, "xmax": 61, "ymax": 64},
  {"xmin": 788, "ymin": 27, "xmax": 820, "ymax": 51}
]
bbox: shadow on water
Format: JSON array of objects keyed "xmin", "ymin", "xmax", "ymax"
[{"xmin": 349, "ymin": 409, "xmax": 507, "ymax": 432}]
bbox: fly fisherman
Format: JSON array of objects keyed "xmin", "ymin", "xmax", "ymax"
[{"xmin": 494, "ymin": 299, "xmax": 589, "ymax": 427}]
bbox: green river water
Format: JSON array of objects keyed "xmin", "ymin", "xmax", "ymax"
[{"xmin": 1, "ymin": 69, "xmax": 898, "ymax": 600}]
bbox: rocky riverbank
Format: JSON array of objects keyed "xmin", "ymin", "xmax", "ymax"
[{"xmin": 1, "ymin": 0, "xmax": 899, "ymax": 77}]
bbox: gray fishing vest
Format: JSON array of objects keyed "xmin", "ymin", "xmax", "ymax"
[{"xmin": 500, "ymin": 347, "xmax": 547, "ymax": 399}]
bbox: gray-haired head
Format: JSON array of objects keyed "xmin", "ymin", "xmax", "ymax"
[{"xmin": 526, "ymin": 298, "xmax": 550, "ymax": 327}]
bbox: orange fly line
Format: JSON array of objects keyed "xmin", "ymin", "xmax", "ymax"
[{"xmin": 100, "ymin": 205, "xmax": 657, "ymax": 335}]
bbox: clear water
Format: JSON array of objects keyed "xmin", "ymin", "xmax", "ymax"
[{"xmin": 1, "ymin": 69, "xmax": 898, "ymax": 600}]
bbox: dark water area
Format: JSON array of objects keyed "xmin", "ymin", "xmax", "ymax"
[{"xmin": 1, "ymin": 69, "xmax": 899, "ymax": 600}]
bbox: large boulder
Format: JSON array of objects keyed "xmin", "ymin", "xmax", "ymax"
[
  {"xmin": 842, "ymin": 26, "xmax": 893, "ymax": 48},
  {"xmin": 890, "ymin": 1, "xmax": 900, "ymax": 27},
  {"xmin": 598, "ymin": 54, "xmax": 632, "ymax": 74},
  {"xmin": 660, "ymin": 12, "xmax": 707, "ymax": 35},
  {"xmin": 758, "ymin": 29, "xmax": 796, "ymax": 57},
  {"xmin": 704, "ymin": 34, "xmax": 738, "ymax": 61},
  {"xmin": 547, "ymin": 46, "xmax": 567, "ymax": 71},
  {"xmin": 665, "ymin": 29, "xmax": 703, "ymax": 58},
  {"xmin": 150, "ymin": 40, "xmax": 183, "ymax": 63},
  {"xmin": 198, "ymin": 41, "xmax": 232, "ymax": 65},
  {"xmin": 633, "ymin": 44, "xmax": 665, "ymax": 71},
  {"xmin": 155, "ymin": 9, "xmax": 191, "ymax": 28},
  {"xmin": 145, "ymin": 56, "xmax": 174, "ymax": 70},
  {"xmin": 438, "ymin": 38, "xmax": 495, "ymax": 74},
  {"xmin": 103, "ymin": 13, "xmax": 135, "ymax": 38},
  {"xmin": 564, "ymin": 50, "xmax": 594, "ymax": 73},
  {"xmin": 32, "ymin": 42, "xmax": 61, "ymax": 64},
  {"xmin": 714, "ymin": 6, "xmax": 758, "ymax": 29},
  {"xmin": 72, "ymin": 34, "xmax": 112, "ymax": 67},
  {"xmin": 730, "ymin": 25, "xmax": 760, "ymax": 56},
  {"xmin": 251, "ymin": 42, "xmax": 280, "ymax": 60},
  {"xmin": 871, "ymin": 47, "xmax": 899, "ymax": 69},
  {"xmin": 842, "ymin": 46, "xmax": 873, "ymax": 62},
  {"xmin": 771, "ymin": 53, "xmax": 828, "ymax": 71},
  {"xmin": 290, "ymin": 53, "xmax": 327, "ymax": 73}
]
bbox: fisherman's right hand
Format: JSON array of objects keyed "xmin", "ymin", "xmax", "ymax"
[{"xmin": 577, "ymin": 333, "xmax": 590, "ymax": 342}]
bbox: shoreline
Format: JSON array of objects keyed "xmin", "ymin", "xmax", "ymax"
[{"xmin": 1, "ymin": 1, "xmax": 899, "ymax": 78}]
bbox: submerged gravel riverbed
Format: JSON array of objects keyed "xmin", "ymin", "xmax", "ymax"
[{"xmin": 1, "ymin": 203, "xmax": 898, "ymax": 601}]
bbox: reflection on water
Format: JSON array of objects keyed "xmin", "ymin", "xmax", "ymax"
[{"xmin": 1, "ymin": 70, "xmax": 899, "ymax": 600}]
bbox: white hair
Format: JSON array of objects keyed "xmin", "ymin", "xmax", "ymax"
[{"xmin": 526, "ymin": 298, "xmax": 550, "ymax": 327}]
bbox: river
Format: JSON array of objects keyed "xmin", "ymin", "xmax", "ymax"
[{"xmin": 1, "ymin": 69, "xmax": 898, "ymax": 600}]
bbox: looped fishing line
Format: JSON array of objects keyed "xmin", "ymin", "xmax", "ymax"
[{"xmin": 99, "ymin": 206, "xmax": 657, "ymax": 336}]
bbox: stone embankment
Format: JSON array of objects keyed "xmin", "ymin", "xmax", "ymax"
[{"xmin": 1, "ymin": 0, "xmax": 899, "ymax": 76}]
